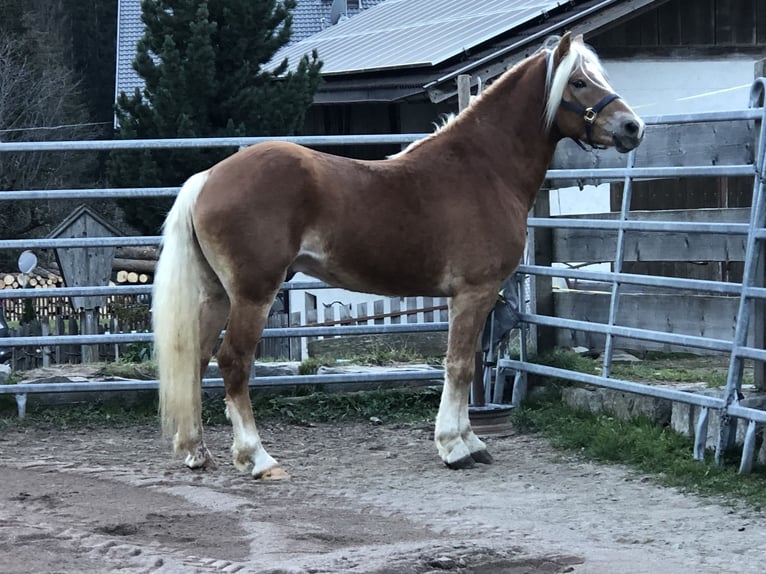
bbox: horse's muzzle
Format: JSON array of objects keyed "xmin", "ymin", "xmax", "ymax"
[{"xmin": 613, "ymin": 117, "xmax": 644, "ymax": 153}]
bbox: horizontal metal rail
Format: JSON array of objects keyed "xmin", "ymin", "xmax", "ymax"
[
  {"xmin": 518, "ymin": 264, "xmax": 744, "ymax": 296},
  {"xmin": 0, "ymin": 133, "xmax": 429, "ymax": 152},
  {"xmin": 0, "ymin": 236, "xmax": 161, "ymax": 250},
  {"xmin": 0, "ymin": 280, "xmax": 331, "ymax": 300},
  {"xmin": 500, "ymin": 360, "xmax": 728, "ymax": 410},
  {"xmin": 0, "ymin": 187, "xmax": 179, "ymax": 201},
  {"xmin": 0, "ymin": 369, "xmax": 445, "ymax": 395},
  {"xmin": 1, "ymin": 321, "xmax": 449, "ymax": 348},
  {"xmin": 546, "ymin": 164, "xmax": 754, "ymax": 181},
  {"xmin": 639, "ymin": 107, "xmax": 763, "ymax": 124},
  {"xmin": 528, "ymin": 218, "xmax": 751, "ymax": 234},
  {"xmin": 519, "ymin": 312, "xmax": 732, "ymax": 353}
]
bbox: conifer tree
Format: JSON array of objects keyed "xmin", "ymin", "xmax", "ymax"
[{"xmin": 109, "ymin": 0, "xmax": 322, "ymax": 233}]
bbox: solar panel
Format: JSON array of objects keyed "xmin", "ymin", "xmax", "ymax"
[{"xmin": 270, "ymin": 0, "xmax": 567, "ymax": 75}]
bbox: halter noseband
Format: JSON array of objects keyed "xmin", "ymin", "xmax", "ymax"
[{"xmin": 560, "ymin": 92, "xmax": 621, "ymax": 149}]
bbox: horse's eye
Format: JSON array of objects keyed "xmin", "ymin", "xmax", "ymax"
[{"xmin": 571, "ymin": 79, "xmax": 587, "ymax": 89}]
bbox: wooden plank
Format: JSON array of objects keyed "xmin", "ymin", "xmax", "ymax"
[
  {"xmin": 548, "ymin": 120, "xmax": 756, "ymax": 183},
  {"xmin": 716, "ymin": 0, "xmax": 756, "ymax": 45},
  {"xmin": 657, "ymin": 0, "xmax": 681, "ymax": 45},
  {"xmin": 637, "ymin": 9, "xmax": 660, "ymax": 46},
  {"xmin": 373, "ymin": 299, "xmax": 385, "ymax": 325},
  {"xmin": 551, "ymin": 207, "xmax": 750, "ymax": 263},
  {"xmin": 680, "ymin": 0, "xmax": 715, "ymax": 45},
  {"xmin": 758, "ymin": 0, "xmax": 766, "ymax": 44},
  {"xmin": 553, "ymin": 291, "xmax": 745, "ymax": 352}
]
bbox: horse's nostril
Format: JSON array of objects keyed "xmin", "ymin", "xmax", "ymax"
[{"xmin": 624, "ymin": 120, "xmax": 639, "ymax": 136}]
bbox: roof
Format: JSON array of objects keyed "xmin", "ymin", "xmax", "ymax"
[
  {"xmin": 115, "ymin": 0, "xmax": 144, "ymax": 99},
  {"xmin": 291, "ymin": 0, "xmax": 387, "ymax": 45},
  {"xmin": 306, "ymin": 0, "xmax": 664, "ymax": 103},
  {"xmin": 115, "ymin": 0, "xmax": 385, "ymax": 100},
  {"xmin": 270, "ymin": 0, "xmax": 570, "ymax": 76}
]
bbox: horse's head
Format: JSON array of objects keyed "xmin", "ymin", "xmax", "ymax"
[{"xmin": 544, "ymin": 32, "xmax": 644, "ymax": 153}]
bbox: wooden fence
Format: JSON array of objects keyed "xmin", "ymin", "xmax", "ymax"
[{"xmin": 7, "ymin": 306, "xmax": 151, "ymax": 371}]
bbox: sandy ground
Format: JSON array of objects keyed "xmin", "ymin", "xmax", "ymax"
[{"xmin": 1, "ymin": 418, "xmax": 765, "ymax": 574}]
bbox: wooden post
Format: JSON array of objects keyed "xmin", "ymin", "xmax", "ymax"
[
  {"xmin": 457, "ymin": 74, "xmax": 471, "ymax": 113},
  {"xmin": 80, "ymin": 308, "xmax": 99, "ymax": 363},
  {"xmin": 41, "ymin": 320, "xmax": 50, "ymax": 368}
]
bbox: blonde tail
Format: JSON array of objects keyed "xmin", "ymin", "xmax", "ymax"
[{"xmin": 153, "ymin": 170, "xmax": 209, "ymax": 452}]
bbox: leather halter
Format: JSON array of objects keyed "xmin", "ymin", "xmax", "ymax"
[{"xmin": 560, "ymin": 92, "xmax": 621, "ymax": 149}]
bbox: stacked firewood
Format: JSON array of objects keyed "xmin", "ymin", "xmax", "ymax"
[
  {"xmin": 1, "ymin": 269, "xmax": 63, "ymax": 289},
  {"xmin": 113, "ymin": 246, "xmax": 158, "ymax": 284}
]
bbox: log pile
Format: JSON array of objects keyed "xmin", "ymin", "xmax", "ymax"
[
  {"xmin": 113, "ymin": 245, "xmax": 158, "ymax": 284},
  {"xmin": 1, "ymin": 270, "xmax": 64, "ymax": 289}
]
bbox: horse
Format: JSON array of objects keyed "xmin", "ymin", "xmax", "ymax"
[{"xmin": 152, "ymin": 32, "xmax": 644, "ymax": 479}]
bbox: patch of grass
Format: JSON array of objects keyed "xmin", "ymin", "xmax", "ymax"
[
  {"xmin": 512, "ymin": 399, "xmax": 766, "ymax": 508},
  {"xmin": 298, "ymin": 356, "xmax": 325, "ymax": 375},
  {"xmin": 533, "ymin": 349, "xmax": 599, "ymax": 374},
  {"xmin": 609, "ymin": 360, "xmax": 734, "ymax": 388},
  {"xmin": 530, "ymin": 349, "xmax": 747, "ymax": 389},
  {"xmin": 252, "ymin": 386, "xmax": 441, "ymax": 424},
  {"xmin": 0, "ymin": 394, "xmax": 159, "ymax": 430},
  {"xmin": 0, "ymin": 385, "xmax": 442, "ymax": 430}
]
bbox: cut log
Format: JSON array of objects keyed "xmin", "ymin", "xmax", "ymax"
[
  {"xmin": 138, "ymin": 273, "xmax": 149, "ymax": 284},
  {"xmin": 116, "ymin": 270, "xmax": 129, "ymax": 283},
  {"xmin": 115, "ymin": 245, "xmax": 159, "ymax": 261},
  {"xmin": 3, "ymin": 274, "xmax": 14, "ymax": 285},
  {"xmin": 112, "ymin": 258, "xmax": 156, "ymax": 274},
  {"xmin": 127, "ymin": 271, "xmax": 139, "ymax": 283}
]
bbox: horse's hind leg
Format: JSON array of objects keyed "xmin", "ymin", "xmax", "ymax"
[
  {"xmin": 183, "ymin": 283, "xmax": 230, "ymax": 470},
  {"xmin": 217, "ymin": 296, "xmax": 286, "ymax": 479},
  {"xmin": 435, "ymin": 287, "xmax": 498, "ymax": 469}
]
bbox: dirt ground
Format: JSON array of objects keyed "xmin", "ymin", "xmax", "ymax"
[{"xmin": 1, "ymin": 418, "xmax": 765, "ymax": 574}]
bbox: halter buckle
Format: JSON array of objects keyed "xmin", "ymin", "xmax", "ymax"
[{"xmin": 583, "ymin": 108, "xmax": 597, "ymax": 124}]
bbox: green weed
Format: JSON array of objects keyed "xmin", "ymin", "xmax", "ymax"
[{"xmin": 513, "ymin": 399, "xmax": 766, "ymax": 508}]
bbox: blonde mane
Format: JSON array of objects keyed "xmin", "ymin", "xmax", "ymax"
[
  {"xmin": 388, "ymin": 113, "xmax": 458, "ymax": 159},
  {"xmin": 543, "ymin": 39, "xmax": 609, "ymax": 130}
]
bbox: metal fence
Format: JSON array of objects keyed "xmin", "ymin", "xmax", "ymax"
[
  {"xmin": 0, "ymin": 132, "xmax": 450, "ymax": 415},
  {"xmin": 2, "ymin": 85, "xmax": 766, "ymax": 473},
  {"xmin": 500, "ymin": 78, "xmax": 766, "ymax": 473}
]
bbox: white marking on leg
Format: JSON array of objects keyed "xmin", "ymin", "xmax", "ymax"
[
  {"xmin": 434, "ymin": 363, "xmax": 472, "ymax": 465},
  {"xmin": 225, "ymin": 397, "xmax": 279, "ymax": 476}
]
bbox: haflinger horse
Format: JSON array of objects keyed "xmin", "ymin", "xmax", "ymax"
[{"xmin": 152, "ymin": 32, "xmax": 643, "ymax": 479}]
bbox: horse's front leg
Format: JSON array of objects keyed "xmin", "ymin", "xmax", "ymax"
[{"xmin": 435, "ymin": 287, "xmax": 498, "ymax": 469}]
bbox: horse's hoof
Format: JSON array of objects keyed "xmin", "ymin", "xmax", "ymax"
[
  {"xmin": 185, "ymin": 446, "xmax": 217, "ymax": 470},
  {"xmin": 445, "ymin": 455, "xmax": 476, "ymax": 470},
  {"xmin": 254, "ymin": 466, "xmax": 290, "ymax": 480},
  {"xmin": 471, "ymin": 449, "xmax": 494, "ymax": 465}
]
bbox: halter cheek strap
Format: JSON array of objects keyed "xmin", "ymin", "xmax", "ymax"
[{"xmin": 560, "ymin": 92, "xmax": 621, "ymax": 149}]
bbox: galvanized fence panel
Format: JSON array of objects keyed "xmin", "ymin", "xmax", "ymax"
[
  {"xmin": 3, "ymin": 94, "xmax": 766, "ymax": 475},
  {"xmin": 500, "ymin": 79, "xmax": 766, "ymax": 473}
]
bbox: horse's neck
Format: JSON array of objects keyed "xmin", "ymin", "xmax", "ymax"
[{"xmin": 450, "ymin": 53, "xmax": 556, "ymax": 208}]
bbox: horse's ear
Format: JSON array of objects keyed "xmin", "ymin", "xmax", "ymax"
[
  {"xmin": 573, "ymin": 33, "xmax": 584, "ymax": 44},
  {"xmin": 555, "ymin": 32, "xmax": 572, "ymax": 60}
]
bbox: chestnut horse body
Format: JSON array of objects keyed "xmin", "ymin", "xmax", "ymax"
[{"xmin": 153, "ymin": 33, "xmax": 644, "ymax": 478}]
